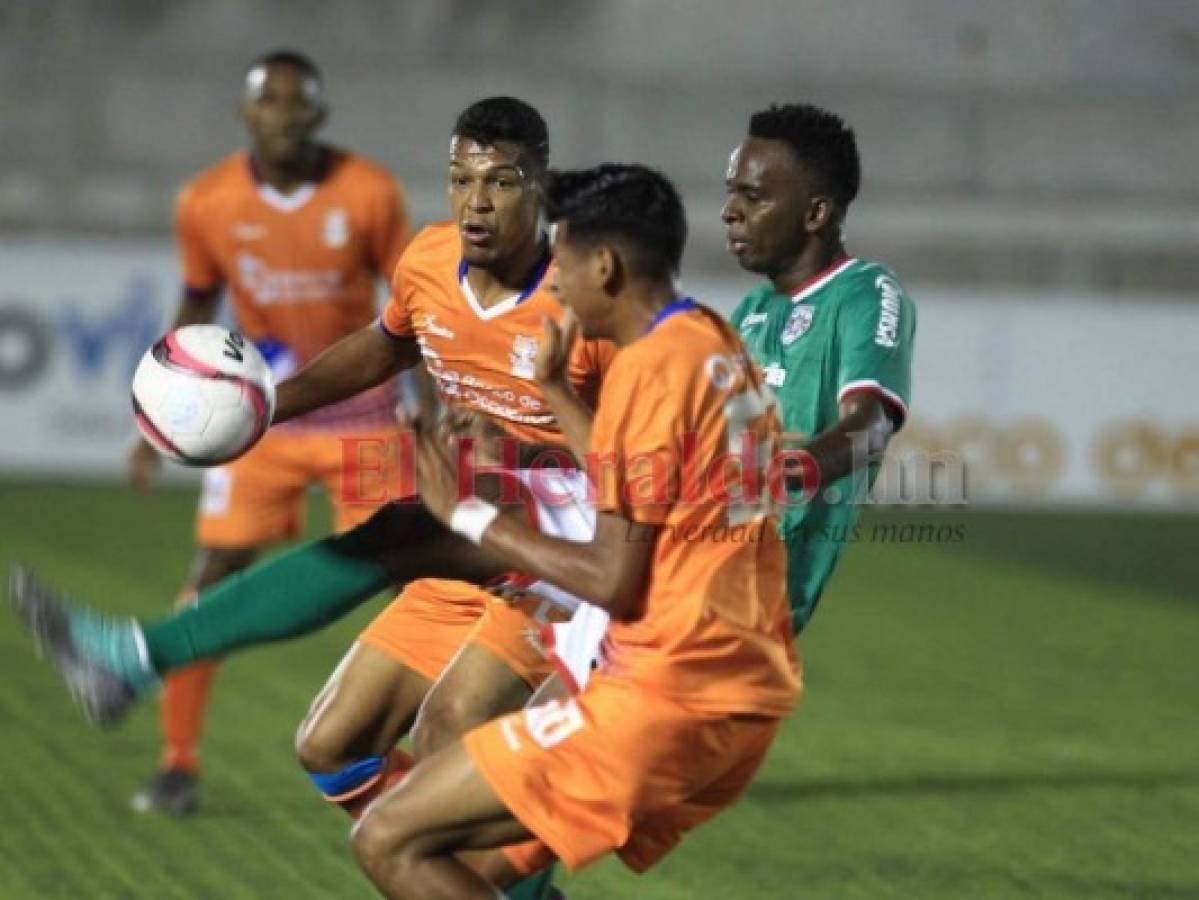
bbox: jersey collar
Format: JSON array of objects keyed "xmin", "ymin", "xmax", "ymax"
[
  {"xmin": 647, "ymin": 297, "xmax": 698, "ymax": 332},
  {"xmin": 247, "ymin": 148, "xmax": 333, "ymax": 214},
  {"xmin": 457, "ymin": 247, "xmax": 552, "ymax": 320},
  {"xmin": 789, "ymin": 256, "xmax": 855, "ymax": 303}
]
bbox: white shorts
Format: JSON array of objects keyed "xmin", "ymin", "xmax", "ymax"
[{"xmin": 518, "ymin": 468, "xmax": 610, "ymax": 691}]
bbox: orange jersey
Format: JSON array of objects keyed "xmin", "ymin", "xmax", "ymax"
[
  {"xmin": 590, "ymin": 304, "xmax": 799, "ymax": 718},
  {"xmin": 176, "ymin": 148, "xmax": 410, "ymax": 429},
  {"xmin": 379, "ymin": 222, "xmax": 613, "ymax": 446}
]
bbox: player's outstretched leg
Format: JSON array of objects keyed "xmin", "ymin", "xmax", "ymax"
[{"xmin": 7, "ymin": 500, "xmax": 506, "ymax": 727}]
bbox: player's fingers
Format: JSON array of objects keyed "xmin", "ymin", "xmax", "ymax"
[
  {"xmin": 560, "ymin": 308, "xmax": 579, "ymax": 350},
  {"xmin": 540, "ymin": 315, "xmax": 562, "ymax": 357}
]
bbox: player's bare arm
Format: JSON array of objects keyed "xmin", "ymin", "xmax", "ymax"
[
  {"xmin": 414, "ymin": 421, "xmax": 655, "ymax": 619},
  {"xmin": 786, "ymin": 391, "xmax": 896, "ymax": 489},
  {"xmin": 273, "ymin": 326, "xmax": 421, "ymax": 424}
]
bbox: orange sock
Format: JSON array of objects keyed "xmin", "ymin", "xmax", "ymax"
[
  {"xmin": 160, "ymin": 659, "xmax": 220, "ymax": 774},
  {"xmin": 343, "ymin": 748, "xmax": 415, "ymax": 819}
]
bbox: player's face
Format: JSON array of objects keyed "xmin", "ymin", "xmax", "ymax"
[
  {"xmin": 550, "ymin": 223, "xmax": 610, "ymax": 339},
  {"xmin": 721, "ymin": 138, "xmax": 814, "ymax": 276},
  {"xmin": 448, "ymin": 138, "xmax": 542, "ymax": 268},
  {"xmin": 241, "ymin": 64, "xmax": 325, "ymax": 166}
]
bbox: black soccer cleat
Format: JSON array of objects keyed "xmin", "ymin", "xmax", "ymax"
[
  {"xmin": 7, "ymin": 564, "xmax": 140, "ymax": 728},
  {"xmin": 130, "ymin": 769, "xmax": 200, "ymax": 817}
]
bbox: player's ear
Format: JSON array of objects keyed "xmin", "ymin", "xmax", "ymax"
[
  {"xmin": 595, "ymin": 243, "xmax": 621, "ymax": 294},
  {"xmin": 311, "ymin": 102, "xmax": 329, "ymax": 131},
  {"xmin": 806, "ymin": 195, "xmax": 835, "ymax": 234}
]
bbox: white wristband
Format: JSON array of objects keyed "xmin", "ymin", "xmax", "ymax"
[{"xmin": 450, "ymin": 497, "xmax": 500, "ymax": 545}]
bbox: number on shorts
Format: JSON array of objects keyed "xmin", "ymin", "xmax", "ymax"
[{"xmin": 523, "ymin": 698, "xmax": 585, "ymax": 750}]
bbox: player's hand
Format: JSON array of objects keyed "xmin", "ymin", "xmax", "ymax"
[
  {"xmin": 128, "ymin": 438, "xmax": 162, "ymax": 491},
  {"xmin": 534, "ymin": 310, "xmax": 578, "ymax": 389},
  {"xmin": 412, "ymin": 414, "xmax": 460, "ymax": 526}
]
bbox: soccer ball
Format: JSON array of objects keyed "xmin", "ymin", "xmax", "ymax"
[{"xmin": 131, "ymin": 325, "xmax": 276, "ymax": 465}]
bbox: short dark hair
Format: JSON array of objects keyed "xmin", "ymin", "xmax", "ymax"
[
  {"xmin": 749, "ymin": 103, "xmax": 860, "ymax": 207},
  {"xmin": 246, "ymin": 49, "xmax": 322, "ymax": 87},
  {"xmin": 547, "ymin": 164, "xmax": 687, "ymax": 280},
  {"xmin": 453, "ymin": 97, "xmax": 550, "ymax": 174}
]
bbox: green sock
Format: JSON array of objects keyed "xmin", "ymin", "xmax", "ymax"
[
  {"xmin": 505, "ymin": 866, "xmax": 556, "ymax": 900},
  {"xmin": 142, "ymin": 526, "xmax": 392, "ymax": 674}
]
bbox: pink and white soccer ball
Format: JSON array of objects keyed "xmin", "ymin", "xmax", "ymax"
[{"xmin": 131, "ymin": 326, "xmax": 276, "ymax": 465}]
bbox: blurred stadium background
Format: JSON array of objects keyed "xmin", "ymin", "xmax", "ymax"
[{"xmin": 1, "ymin": 2, "xmax": 1196, "ymax": 898}]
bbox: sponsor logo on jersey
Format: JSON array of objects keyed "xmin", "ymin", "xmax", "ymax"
[
  {"xmin": 509, "ymin": 334, "xmax": 539, "ymax": 379},
  {"xmin": 237, "ymin": 252, "xmax": 342, "ymax": 304},
  {"xmin": 323, "ymin": 208, "xmax": 349, "ymax": 248},
  {"xmin": 233, "ymin": 223, "xmax": 267, "ymax": 241},
  {"xmin": 781, "ymin": 305, "xmax": 814, "ymax": 345},
  {"xmin": 874, "ymin": 275, "xmax": 902, "ymax": 348},
  {"xmin": 414, "ymin": 312, "xmax": 456, "ymax": 340},
  {"xmin": 763, "ymin": 362, "xmax": 787, "ymax": 387},
  {"xmin": 740, "ymin": 312, "xmax": 768, "ymax": 329}
]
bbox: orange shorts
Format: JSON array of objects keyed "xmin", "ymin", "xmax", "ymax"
[
  {"xmin": 464, "ymin": 594, "xmax": 569, "ymax": 689},
  {"xmin": 358, "ymin": 579, "xmax": 491, "ymax": 682},
  {"xmin": 195, "ymin": 428, "xmax": 406, "ymax": 547},
  {"xmin": 359, "ymin": 581, "xmax": 570, "ymax": 688},
  {"xmin": 464, "ymin": 672, "xmax": 782, "ymax": 874}
]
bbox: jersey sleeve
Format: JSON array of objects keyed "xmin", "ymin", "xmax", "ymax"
[
  {"xmin": 588, "ymin": 363, "xmax": 678, "ymax": 525},
  {"xmin": 174, "ymin": 187, "xmax": 222, "ymax": 294},
  {"xmin": 834, "ymin": 269, "xmax": 916, "ymax": 425},
  {"xmin": 378, "ymin": 253, "xmax": 415, "ymax": 339},
  {"xmin": 368, "ymin": 176, "xmax": 411, "ymax": 279}
]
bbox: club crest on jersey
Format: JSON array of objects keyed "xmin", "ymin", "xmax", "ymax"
[
  {"xmin": 781, "ymin": 305, "xmax": 814, "ymax": 345},
  {"xmin": 322, "ymin": 208, "xmax": 349, "ymax": 248},
  {"xmin": 510, "ymin": 335, "xmax": 539, "ymax": 379}
]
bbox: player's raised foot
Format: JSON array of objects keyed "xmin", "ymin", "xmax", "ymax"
[
  {"xmin": 130, "ymin": 768, "xmax": 200, "ymax": 817},
  {"xmin": 7, "ymin": 565, "xmax": 156, "ymax": 727}
]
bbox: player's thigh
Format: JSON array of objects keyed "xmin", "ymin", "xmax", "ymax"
[
  {"xmin": 195, "ymin": 432, "xmax": 308, "ymax": 548},
  {"xmin": 339, "ymin": 499, "xmax": 508, "ymax": 587},
  {"xmin": 412, "ymin": 637, "xmax": 535, "ymax": 759},
  {"xmin": 297, "ymin": 640, "xmax": 433, "ymax": 772}
]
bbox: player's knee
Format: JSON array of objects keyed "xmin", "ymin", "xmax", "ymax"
[
  {"xmin": 351, "ymin": 805, "xmax": 414, "ymax": 878},
  {"xmin": 294, "ymin": 713, "xmax": 348, "ymax": 774}
]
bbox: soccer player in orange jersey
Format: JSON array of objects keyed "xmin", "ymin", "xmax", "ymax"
[
  {"xmin": 128, "ymin": 49, "xmax": 411, "ymax": 815},
  {"xmin": 351, "ymin": 164, "xmax": 800, "ymax": 898},
  {"xmin": 291, "ymin": 100, "xmax": 611, "ymax": 833}
]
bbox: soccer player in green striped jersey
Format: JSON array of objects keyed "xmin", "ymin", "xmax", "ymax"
[{"xmin": 723, "ymin": 103, "xmax": 917, "ymax": 632}]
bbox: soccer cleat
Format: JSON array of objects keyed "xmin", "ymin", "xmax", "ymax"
[
  {"xmin": 130, "ymin": 768, "xmax": 200, "ymax": 817},
  {"xmin": 7, "ymin": 565, "xmax": 151, "ymax": 727}
]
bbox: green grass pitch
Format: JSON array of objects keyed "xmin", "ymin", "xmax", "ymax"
[{"xmin": 1, "ymin": 479, "xmax": 1197, "ymax": 898}]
